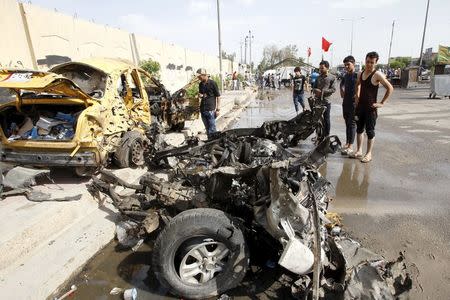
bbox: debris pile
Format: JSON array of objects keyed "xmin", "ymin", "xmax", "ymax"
[
  {"xmin": 89, "ymin": 123, "xmax": 412, "ymax": 299},
  {"xmin": 87, "ymin": 95, "xmax": 412, "ymax": 299}
]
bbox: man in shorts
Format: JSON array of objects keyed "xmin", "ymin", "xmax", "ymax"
[{"xmin": 351, "ymin": 52, "xmax": 393, "ymax": 162}]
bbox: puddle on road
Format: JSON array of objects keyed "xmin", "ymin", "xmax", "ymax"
[
  {"xmin": 54, "ymin": 235, "xmax": 295, "ymax": 299},
  {"xmin": 51, "ymin": 241, "xmax": 176, "ymax": 300},
  {"xmin": 321, "ymin": 160, "xmax": 371, "ymax": 209},
  {"xmin": 230, "ymin": 89, "xmax": 297, "ymax": 129}
]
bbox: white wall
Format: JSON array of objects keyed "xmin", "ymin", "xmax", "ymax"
[
  {"xmin": 0, "ymin": 0, "xmax": 34, "ymax": 68},
  {"xmin": 0, "ymin": 0, "xmax": 238, "ymax": 91}
]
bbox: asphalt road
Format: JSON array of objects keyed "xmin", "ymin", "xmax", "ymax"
[{"xmin": 54, "ymin": 85, "xmax": 450, "ymax": 300}]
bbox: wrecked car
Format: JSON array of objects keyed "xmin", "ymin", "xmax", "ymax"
[
  {"xmin": 0, "ymin": 58, "xmax": 198, "ymax": 176},
  {"xmin": 145, "ymin": 76, "xmax": 200, "ymax": 131},
  {"xmin": 89, "ymin": 127, "xmax": 412, "ymax": 299}
]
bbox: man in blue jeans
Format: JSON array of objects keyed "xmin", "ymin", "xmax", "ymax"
[
  {"xmin": 197, "ymin": 68, "xmax": 221, "ymax": 139},
  {"xmin": 291, "ymin": 67, "xmax": 308, "ymax": 113}
]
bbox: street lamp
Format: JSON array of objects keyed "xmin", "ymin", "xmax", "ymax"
[
  {"xmin": 244, "ymin": 36, "xmax": 248, "ymax": 65},
  {"xmin": 387, "ymin": 20, "xmax": 396, "ymax": 68},
  {"xmin": 340, "ymin": 16, "xmax": 364, "ymax": 55},
  {"xmin": 418, "ymin": 0, "xmax": 431, "ymax": 67},
  {"xmin": 216, "ymin": 0, "xmax": 223, "ymax": 91},
  {"xmin": 246, "ymin": 30, "xmax": 254, "ymax": 73}
]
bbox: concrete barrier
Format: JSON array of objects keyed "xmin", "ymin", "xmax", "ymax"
[{"xmin": 0, "ymin": 0, "xmax": 238, "ymax": 92}]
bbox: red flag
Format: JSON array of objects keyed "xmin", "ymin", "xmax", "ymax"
[
  {"xmin": 322, "ymin": 37, "xmax": 332, "ymax": 52},
  {"xmin": 307, "ymin": 47, "xmax": 312, "ymax": 57}
]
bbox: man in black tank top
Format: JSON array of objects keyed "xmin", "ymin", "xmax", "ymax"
[{"xmin": 351, "ymin": 52, "xmax": 393, "ymax": 163}]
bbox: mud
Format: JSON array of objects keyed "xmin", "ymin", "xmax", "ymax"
[{"xmin": 53, "ymin": 87, "xmax": 450, "ymax": 299}]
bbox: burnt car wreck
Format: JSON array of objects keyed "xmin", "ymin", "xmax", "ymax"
[{"xmin": 88, "ymin": 96, "xmax": 411, "ymax": 299}]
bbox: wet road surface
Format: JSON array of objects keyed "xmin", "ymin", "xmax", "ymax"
[{"xmin": 53, "ymin": 87, "xmax": 450, "ymax": 300}]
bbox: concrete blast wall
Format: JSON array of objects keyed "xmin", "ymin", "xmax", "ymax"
[
  {"xmin": 0, "ymin": 0, "xmax": 236, "ymax": 91},
  {"xmin": 0, "ymin": 0, "xmax": 34, "ymax": 68}
]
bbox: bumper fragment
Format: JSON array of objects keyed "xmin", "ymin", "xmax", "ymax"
[{"xmin": 0, "ymin": 149, "xmax": 97, "ymax": 166}]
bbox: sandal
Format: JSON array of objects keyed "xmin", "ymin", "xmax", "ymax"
[
  {"xmin": 340, "ymin": 147, "xmax": 349, "ymax": 155},
  {"xmin": 349, "ymin": 152, "xmax": 363, "ymax": 159},
  {"xmin": 361, "ymin": 155, "xmax": 372, "ymax": 163}
]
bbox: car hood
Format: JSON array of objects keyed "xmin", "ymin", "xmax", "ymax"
[{"xmin": 0, "ymin": 69, "xmax": 91, "ymax": 103}]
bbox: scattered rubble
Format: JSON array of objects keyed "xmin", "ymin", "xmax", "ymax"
[
  {"xmin": 0, "ymin": 166, "xmax": 82, "ymax": 202},
  {"xmin": 0, "ymin": 87, "xmax": 412, "ymax": 299},
  {"xmin": 85, "ymin": 93, "xmax": 412, "ymax": 299},
  {"xmin": 89, "ymin": 121, "xmax": 412, "ymax": 299},
  {"xmin": 2, "ymin": 166, "xmax": 50, "ymax": 189}
]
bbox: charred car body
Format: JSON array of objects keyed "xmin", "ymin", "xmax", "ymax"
[
  {"xmin": 0, "ymin": 58, "xmax": 197, "ymax": 175},
  {"xmin": 89, "ymin": 106, "xmax": 411, "ymax": 299}
]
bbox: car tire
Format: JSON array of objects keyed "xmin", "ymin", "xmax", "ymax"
[
  {"xmin": 152, "ymin": 208, "xmax": 249, "ymax": 299},
  {"xmin": 114, "ymin": 131, "xmax": 145, "ymax": 168}
]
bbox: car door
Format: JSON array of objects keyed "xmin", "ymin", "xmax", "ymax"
[
  {"xmin": 119, "ymin": 68, "xmax": 151, "ymax": 125},
  {"xmin": 138, "ymin": 70, "xmax": 171, "ymax": 125},
  {"xmin": 171, "ymin": 77, "xmax": 200, "ymax": 121}
]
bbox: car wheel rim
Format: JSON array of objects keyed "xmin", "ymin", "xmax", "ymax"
[
  {"xmin": 179, "ymin": 240, "xmax": 230, "ymax": 284},
  {"xmin": 131, "ymin": 140, "xmax": 144, "ymax": 165}
]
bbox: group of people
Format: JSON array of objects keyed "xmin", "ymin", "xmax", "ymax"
[
  {"xmin": 291, "ymin": 51, "xmax": 393, "ymax": 163},
  {"xmin": 194, "ymin": 51, "xmax": 394, "ymax": 164},
  {"xmin": 262, "ymin": 73, "xmax": 280, "ymax": 89}
]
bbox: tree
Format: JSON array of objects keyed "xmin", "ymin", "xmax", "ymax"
[
  {"xmin": 140, "ymin": 58, "xmax": 161, "ymax": 77},
  {"xmin": 257, "ymin": 44, "xmax": 300, "ymax": 71},
  {"xmin": 221, "ymin": 51, "xmax": 236, "ymax": 62},
  {"xmin": 388, "ymin": 57, "xmax": 412, "ymax": 69},
  {"xmin": 389, "ymin": 61, "xmax": 403, "ymax": 70}
]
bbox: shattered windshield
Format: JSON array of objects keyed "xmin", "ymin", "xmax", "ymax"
[{"xmin": 51, "ymin": 63, "xmax": 107, "ymax": 99}]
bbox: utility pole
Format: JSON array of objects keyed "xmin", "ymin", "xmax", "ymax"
[
  {"xmin": 247, "ymin": 30, "xmax": 254, "ymax": 73},
  {"xmin": 418, "ymin": 0, "xmax": 431, "ymax": 67},
  {"xmin": 387, "ymin": 20, "xmax": 395, "ymax": 67},
  {"xmin": 240, "ymin": 39, "xmax": 243, "ymax": 64},
  {"xmin": 244, "ymin": 36, "xmax": 248, "ymax": 65},
  {"xmin": 340, "ymin": 17, "xmax": 364, "ymax": 55},
  {"xmin": 216, "ymin": 0, "xmax": 223, "ymax": 91},
  {"xmin": 330, "ymin": 47, "xmax": 334, "ymax": 68}
]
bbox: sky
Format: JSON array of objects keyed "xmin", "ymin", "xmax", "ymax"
[{"xmin": 29, "ymin": 0, "xmax": 450, "ymax": 67}]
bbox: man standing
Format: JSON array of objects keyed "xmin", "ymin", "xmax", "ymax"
[
  {"xmin": 351, "ymin": 51, "xmax": 393, "ymax": 163},
  {"xmin": 232, "ymin": 71, "xmax": 238, "ymax": 90},
  {"xmin": 292, "ymin": 67, "xmax": 308, "ymax": 113},
  {"xmin": 197, "ymin": 68, "xmax": 221, "ymax": 139},
  {"xmin": 313, "ymin": 61, "xmax": 336, "ymax": 138},
  {"xmin": 339, "ymin": 55, "xmax": 358, "ymax": 155},
  {"xmin": 309, "ymin": 68, "xmax": 319, "ymax": 89}
]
